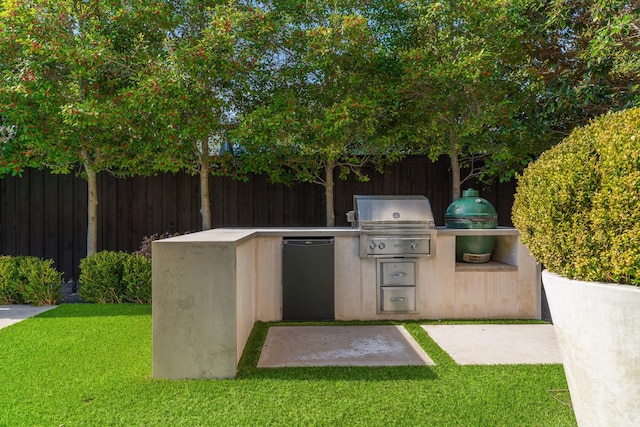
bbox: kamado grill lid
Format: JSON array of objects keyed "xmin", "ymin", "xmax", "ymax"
[
  {"xmin": 353, "ymin": 195, "xmax": 435, "ymax": 227},
  {"xmin": 444, "ymin": 188, "xmax": 497, "ymax": 229}
]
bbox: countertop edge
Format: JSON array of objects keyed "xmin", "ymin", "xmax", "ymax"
[
  {"xmin": 152, "ymin": 226, "xmax": 521, "ymax": 244},
  {"xmin": 152, "ymin": 227, "xmax": 360, "ymax": 244}
]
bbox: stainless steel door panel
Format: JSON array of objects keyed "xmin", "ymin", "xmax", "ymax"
[
  {"xmin": 380, "ymin": 286, "xmax": 416, "ymax": 312},
  {"xmin": 379, "ymin": 260, "xmax": 416, "ymax": 286}
]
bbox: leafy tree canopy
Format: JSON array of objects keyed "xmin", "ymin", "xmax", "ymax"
[
  {"xmin": 398, "ymin": 0, "xmax": 546, "ymax": 198},
  {"xmin": 529, "ymin": 0, "xmax": 640, "ymax": 136},
  {"xmin": 0, "ymin": 0, "xmax": 175, "ymax": 253},
  {"xmin": 235, "ymin": 0, "xmax": 408, "ymax": 225}
]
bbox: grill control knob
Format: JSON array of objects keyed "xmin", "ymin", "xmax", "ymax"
[
  {"xmin": 411, "ymin": 241, "xmax": 417, "ymax": 250},
  {"xmin": 369, "ymin": 242, "xmax": 377, "ymax": 250},
  {"xmin": 378, "ymin": 242, "xmax": 386, "ymax": 249}
]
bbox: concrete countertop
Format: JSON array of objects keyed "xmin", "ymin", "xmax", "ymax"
[
  {"xmin": 154, "ymin": 226, "xmax": 520, "ymax": 245},
  {"xmin": 153, "ymin": 227, "xmax": 360, "ymax": 245}
]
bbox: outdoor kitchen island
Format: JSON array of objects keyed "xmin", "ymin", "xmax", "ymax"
[{"xmin": 152, "ymin": 226, "xmax": 540, "ymax": 379}]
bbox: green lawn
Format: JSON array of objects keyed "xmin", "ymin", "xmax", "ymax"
[{"xmin": 0, "ymin": 305, "xmax": 576, "ymax": 426}]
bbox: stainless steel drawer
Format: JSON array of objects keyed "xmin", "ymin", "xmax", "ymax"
[
  {"xmin": 379, "ymin": 260, "xmax": 416, "ymax": 286},
  {"xmin": 380, "ymin": 286, "xmax": 416, "ymax": 312}
]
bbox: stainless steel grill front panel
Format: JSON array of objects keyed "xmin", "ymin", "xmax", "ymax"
[
  {"xmin": 351, "ymin": 195, "xmax": 436, "ymax": 258},
  {"xmin": 362, "ymin": 235, "xmax": 431, "ymax": 258}
]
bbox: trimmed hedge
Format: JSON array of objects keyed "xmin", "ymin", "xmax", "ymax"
[
  {"xmin": 512, "ymin": 107, "xmax": 640, "ymax": 285},
  {"xmin": 0, "ymin": 256, "xmax": 63, "ymax": 305},
  {"xmin": 79, "ymin": 251, "xmax": 151, "ymax": 303}
]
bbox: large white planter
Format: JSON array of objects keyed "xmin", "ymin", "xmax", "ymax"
[{"xmin": 542, "ymin": 270, "xmax": 640, "ymax": 427}]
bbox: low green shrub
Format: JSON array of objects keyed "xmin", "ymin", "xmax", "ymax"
[
  {"xmin": 79, "ymin": 251, "xmax": 151, "ymax": 303},
  {"xmin": 16, "ymin": 257, "xmax": 63, "ymax": 305},
  {"xmin": 123, "ymin": 255, "xmax": 152, "ymax": 304},
  {"xmin": 0, "ymin": 256, "xmax": 22, "ymax": 304},
  {"xmin": 0, "ymin": 256, "xmax": 62, "ymax": 305},
  {"xmin": 512, "ymin": 106, "xmax": 640, "ymax": 285},
  {"xmin": 79, "ymin": 251, "xmax": 129, "ymax": 303}
]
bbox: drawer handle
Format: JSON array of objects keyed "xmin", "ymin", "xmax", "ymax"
[
  {"xmin": 390, "ymin": 297, "xmax": 408, "ymax": 302},
  {"xmin": 391, "ymin": 272, "xmax": 406, "ymax": 277}
]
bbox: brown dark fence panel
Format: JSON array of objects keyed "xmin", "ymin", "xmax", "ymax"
[{"xmin": 1, "ymin": 156, "xmax": 515, "ymax": 280}]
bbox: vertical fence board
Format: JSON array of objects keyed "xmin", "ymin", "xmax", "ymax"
[
  {"xmin": 43, "ymin": 171, "xmax": 59, "ymax": 262},
  {"xmin": 100, "ymin": 174, "xmax": 117, "ymax": 252},
  {"xmin": 130, "ymin": 176, "xmax": 147, "ymax": 251},
  {"xmin": 57, "ymin": 173, "xmax": 75, "ymax": 280},
  {"xmin": 28, "ymin": 170, "xmax": 44, "ymax": 257},
  {"xmin": 0, "ymin": 175, "xmax": 15, "ymax": 254},
  {"xmin": 162, "ymin": 173, "xmax": 178, "ymax": 233},
  {"xmin": 73, "ymin": 177, "xmax": 87, "ymax": 279},
  {"xmin": 15, "ymin": 169, "xmax": 30, "ymax": 255},
  {"xmin": 148, "ymin": 175, "xmax": 163, "ymax": 235}
]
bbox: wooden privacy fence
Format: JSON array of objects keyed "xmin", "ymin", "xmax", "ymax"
[{"xmin": 0, "ymin": 155, "xmax": 516, "ymax": 280}]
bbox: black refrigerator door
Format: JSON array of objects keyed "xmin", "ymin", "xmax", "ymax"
[{"xmin": 282, "ymin": 238, "xmax": 335, "ymax": 321}]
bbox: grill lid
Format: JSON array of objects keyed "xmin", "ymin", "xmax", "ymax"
[{"xmin": 351, "ymin": 195, "xmax": 435, "ymax": 229}]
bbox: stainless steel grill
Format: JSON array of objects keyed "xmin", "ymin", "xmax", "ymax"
[{"xmin": 348, "ymin": 195, "xmax": 436, "ymax": 258}]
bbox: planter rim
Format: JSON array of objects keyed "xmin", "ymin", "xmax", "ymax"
[{"xmin": 542, "ymin": 269, "xmax": 640, "ymax": 291}]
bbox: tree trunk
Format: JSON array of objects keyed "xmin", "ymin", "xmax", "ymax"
[
  {"xmin": 200, "ymin": 165, "xmax": 211, "ymax": 230},
  {"xmin": 325, "ymin": 161, "xmax": 336, "ymax": 227},
  {"xmin": 199, "ymin": 141, "xmax": 212, "ymax": 230},
  {"xmin": 83, "ymin": 159, "xmax": 98, "ymax": 257},
  {"xmin": 449, "ymin": 131, "xmax": 461, "ymax": 201}
]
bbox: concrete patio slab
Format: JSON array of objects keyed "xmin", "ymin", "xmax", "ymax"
[
  {"xmin": 422, "ymin": 324, "xmax": 562, "ymax": 365},
  {"xmin": 0, "ymin": 305, "xmax": 57, "ymax": 330},
  {"xmin": 258, "ymin": 325, "xmax": 435, "ymax": 368}
]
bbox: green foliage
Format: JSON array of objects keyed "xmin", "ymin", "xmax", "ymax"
[
  {"xmin": 0, "ymin": 256, "xmax": 62, "ymax": 305},
  {"xmin": 399, "ymin": 0, "xmax": 546, "ymax": 197},
  {"xmin": 0, "ymin": 256, "xmax": 23, "ymax": 304},
  {"xmin": 16, "ymin": 257, "xmax": 63, "ymax": 305},
  {"xmin": 79, "ymin": 251, "xmax": 151, "ymax": 303},
  {"xmin": 530, "ymin": 1, "xmax": 640, "ymax": 136},
  {"xmin": 236, "ymin": 1, "xmax": 406, "ymax": 225},
  {"xmin": 79, "ymin": 251, "xmax": 129, "ymax": 303},
  {"xmin": 122, "ymin": 255, "xmax": 152, "ymax": 304},
  {"xmin": 513, "ymin": 107, "xmax": 640, "ymax": 285},
  {"xmin": 0, "ymin": 0, "xmax": 174, "ymax": 177},
  {"xmin": 0, "ymin": 0, "xmax": 176, "ymax": 253}
]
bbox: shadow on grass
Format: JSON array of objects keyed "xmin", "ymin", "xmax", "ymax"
[{"xmin": 239, "ymin": 365, "xmax": 439, "ymax": 382}]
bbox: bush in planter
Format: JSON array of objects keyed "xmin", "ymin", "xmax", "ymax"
[
  {"xmin": 513, "ymin": 107, "xmax": 640, "ymax": 427},
  {"xmin": 0, "ymin": 256, "xmax": 62, "ymax": 305},
  {"xmin": 512, "ymin": 106, "xmax": 640, "ymax": 286}
]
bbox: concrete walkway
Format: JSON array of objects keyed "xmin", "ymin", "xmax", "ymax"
[
  {"xmin": 258, "ymin": 324, "xmax": 562, "ymax": 368},
  {"xmin": 0, "ymin": 305, "xmax": 57, "ymax": 330},
  {"xmin": 258, "ymin": 325, "xmax": 435, "ymax": 368},
  {"xmin": 422, "ymin": 324, "xmax": 562, "ymax": 365}
]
